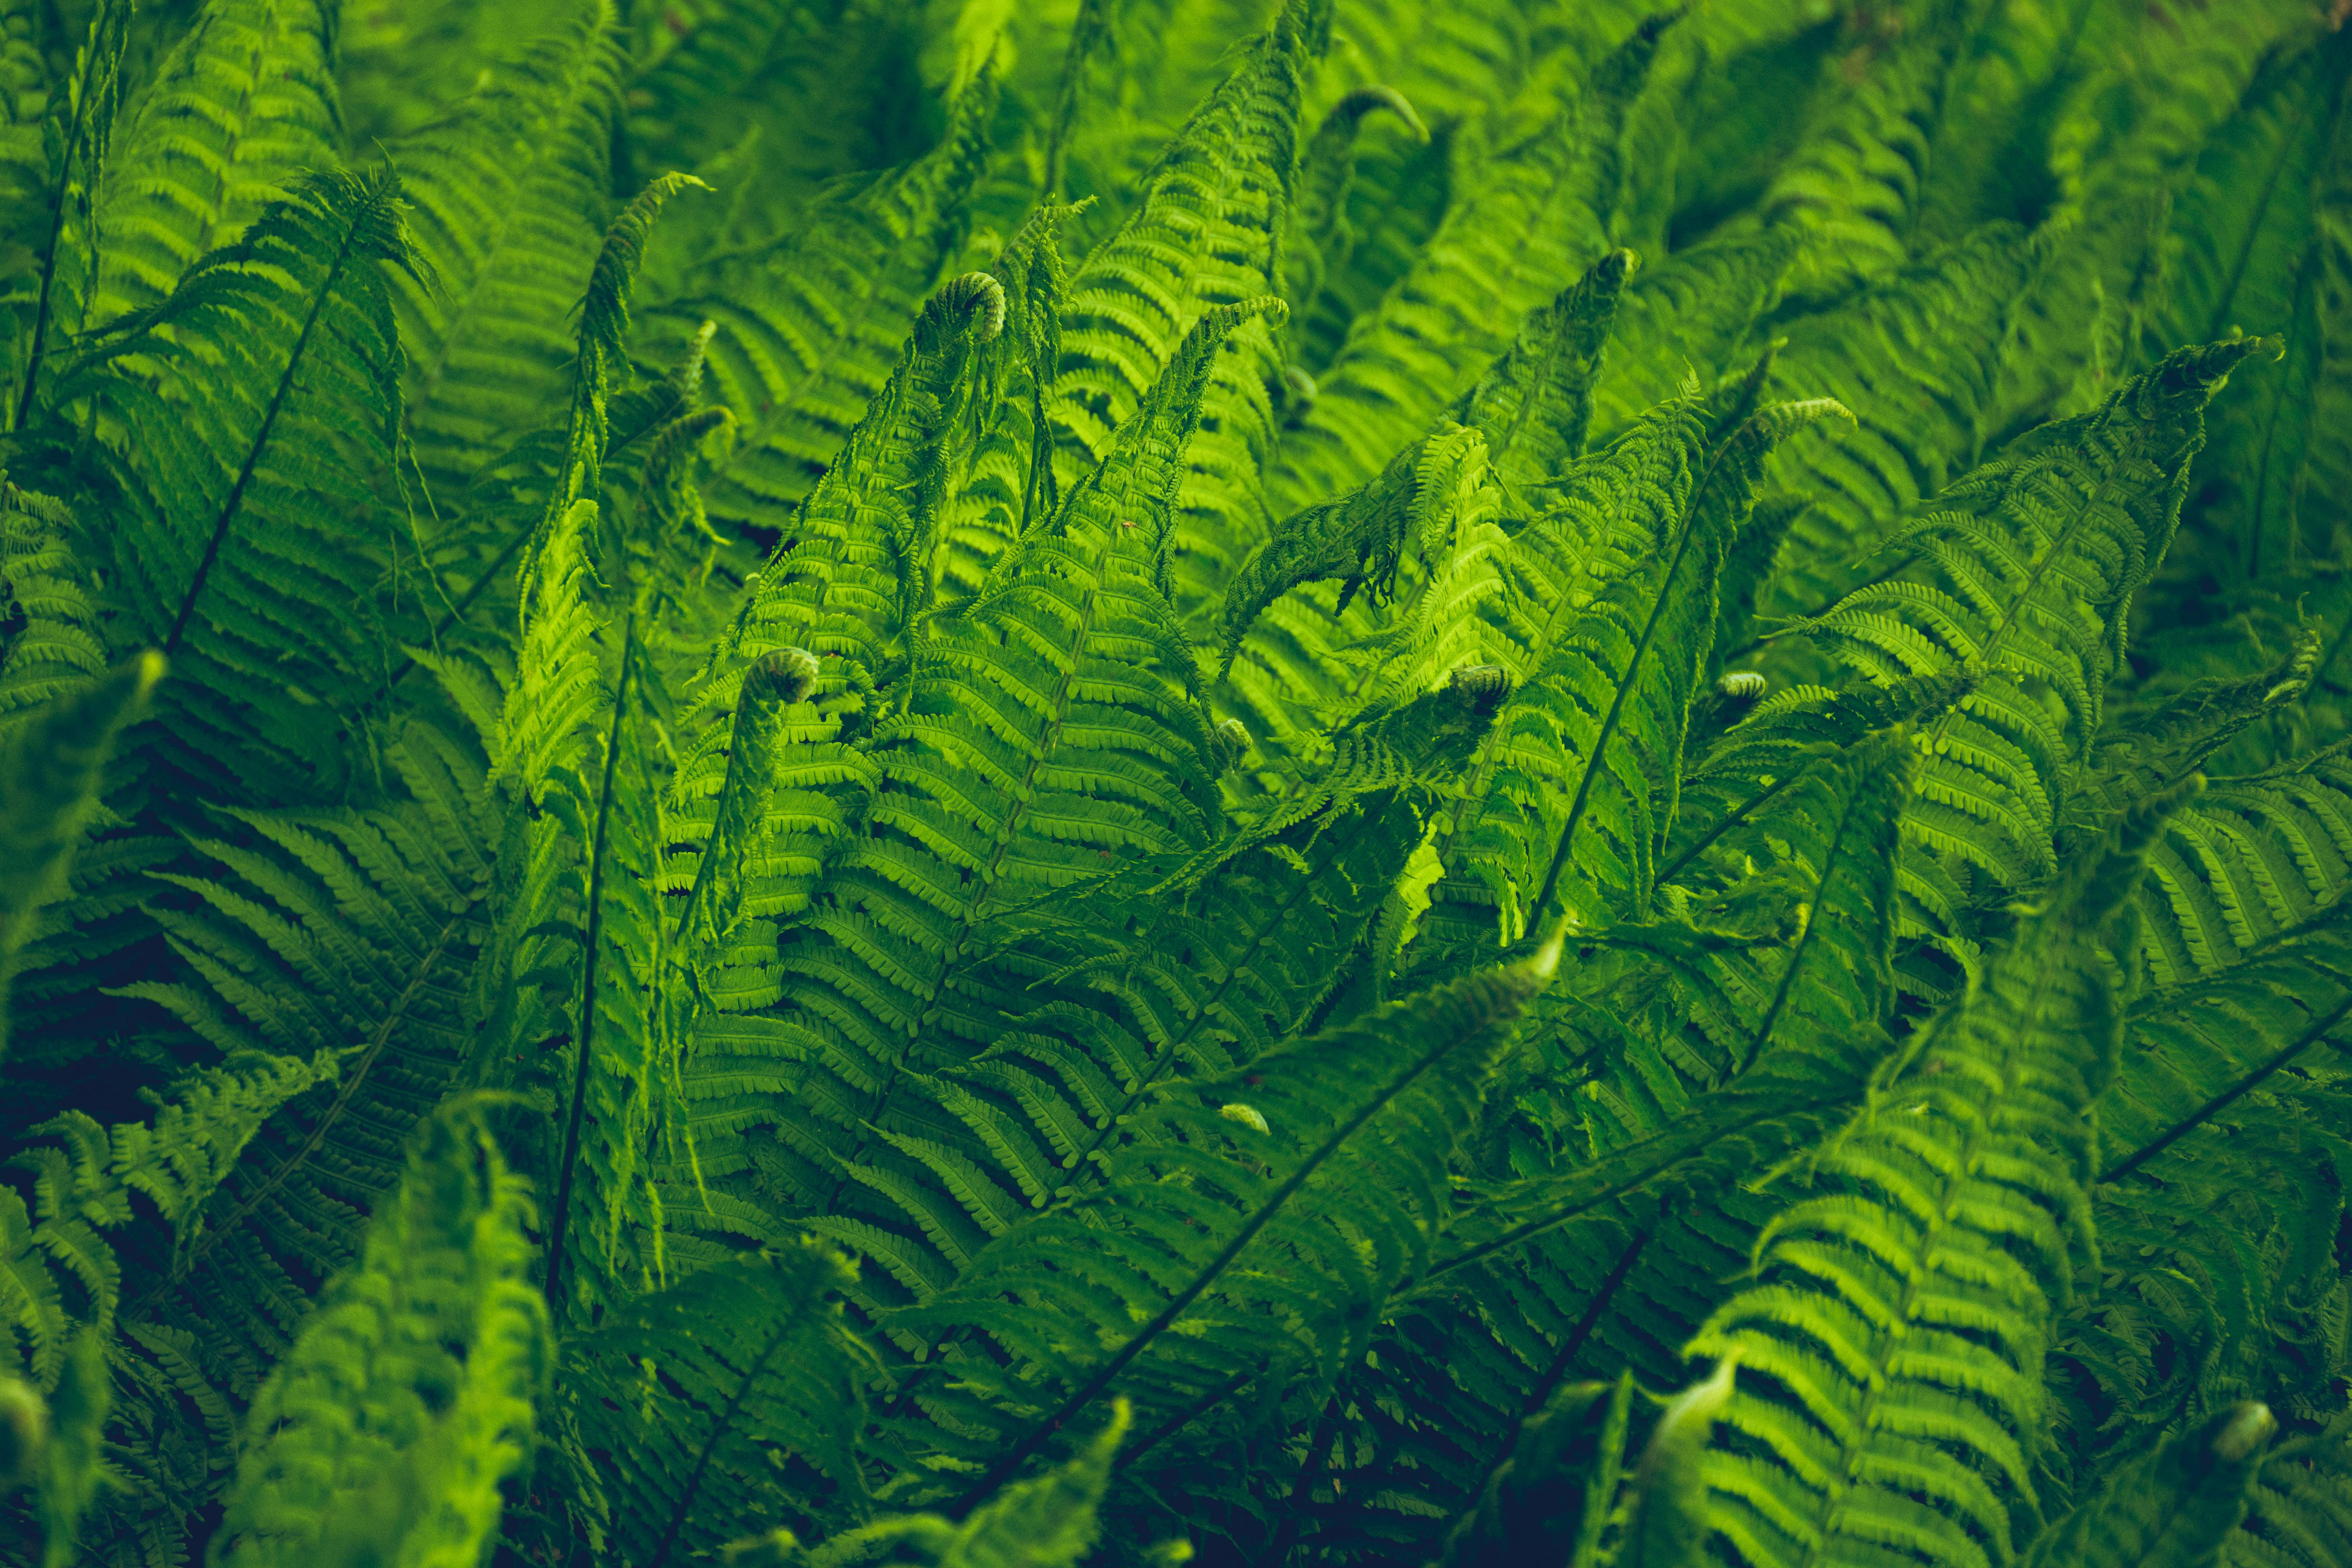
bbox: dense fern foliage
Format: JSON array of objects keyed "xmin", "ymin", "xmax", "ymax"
[{"xmin": 1, "ymin": 0, "xmax": 2350, "ymax": 1563}]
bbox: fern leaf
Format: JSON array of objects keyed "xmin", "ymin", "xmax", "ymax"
[
  {"xmin": 897, "ymin": 936, "xmax": 1559, "ymax": 1507},
  {"xmin": 642, "ymin": 78, "xmax": 995, "ymax": 545},
  {"xmin": 1430, "ymin": 394, "xmax": 1846, "ymax": 950},
  {"xmin": 0, "ymin": 653, "xmax": 158, "ymax": 1038},
  {"xmin": 1689, "ymin": 790, "xmax": 2185, "ymax": 1568},
  {"xmin": 571, "ymin": 1238, "xmax": 871, "ymax": 1566},
  {"xmin": 211, "ymin": 1106, "xmax": 545, "ymax": 1568},
  {"xmin": 1455, "ymin": 247, "xmax": 1636, "ymax": 510},
  {"xmin": 67, "ymin": 168, "xmax": 420, "ymax": 799},
  {"xmin": 1265, "ymin": 12, "xmax": 1675, "ymax": 520},
  {"xmin": 0, "ymin": 0, "xmax": 129, "ymax": 432},
  {"xmin": 747, "ymin": 303, "xmax": 1265, "ymax": 1288},
  {"xmin": 1795, "ymin": 340, "xmax": 2262, "ymax": 895},
  {"xmin": 92, "ymin": 0, "xmax": 343, "ymax": 325},
  {"xmin": 390, "ymin": 3, "xmax": 623, "ymax": 497},
  {"xmin": 2021, "ymin": 1402, "xmax": 2277, "ymax": 1568}
]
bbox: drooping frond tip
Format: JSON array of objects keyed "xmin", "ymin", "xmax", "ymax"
[
  {"xmin": 1324, "ymin": 84, "xmax": 1429, "ymax": 143},
  {"xmin": 741, "ymin": 646, "xmax": 820, "ymax": 709},
  {"xmin": 935, "ymin": 272, "xmax": 1007, "ymax": 342}
]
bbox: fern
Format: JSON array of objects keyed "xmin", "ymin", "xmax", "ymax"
[
  {"xmin": 0, "ymin": 2, "xmax": 2348, "ymax": 1563},
  {"xmin": 90, "ymin": 0, "xmax": 343, "ymax": 326},
  {"xmin": 209, "ymin": 1104, "xmax": 545, "ymax": 1568}
]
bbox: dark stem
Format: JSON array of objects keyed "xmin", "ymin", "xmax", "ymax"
[
  {"xmin": 1117, "ymin": 1365, "xmax": 1261, "ymax": 1470},
  {"xmin": 1526, "ymin": 408, "xmax": 1759, "ymax": 933},
  {"xmin": 10, "ymin": 14, "xmax": 113, "ymax": 434},
  {"xmin": 146, "ymin": 911, "xmax": 471, "ymax": 1309},
  {"xmin": 1737, "ymin": 771, "xmax": 1872, "ymax": 1074},
  {"xmin": 1425, "ymin": 1088, "xmax": 1847, "ymax": 1280},
  {"xmin": 1654, "ymin": 768, "xmax": 1805, "ymax": 890},
  {"xmin": 2102, "ymin": 989, "xmax": 2352, "ymax": 1185},
  {"xmin": 949, "ymin": 1014, "xmax": 1488, "ymax": 1517},
  {"xmin": 543, "ymin": 609, "xmax": 639, "ymax": 1323},
  {"xmin": 1494, "ymin": 1217, "xmax": 1653, "ymax": 1465},
  {"xmin": 165, "ymin": 211, "xmax": 363, "ymax": 652},
  {"xmin": 1255, "ymin": 1393, "xmax": 1347, "ymax": 1568},
  {"xmin": 646, "ymin": 1296, "xmax": 802, "ymax": 1568}
]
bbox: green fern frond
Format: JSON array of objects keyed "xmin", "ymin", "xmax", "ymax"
[
  {"xmin": 894, "ymin": 936, "xmax": 1559, "ymax": 1506},
  {"xmin": 65, "ymin": 167, "xmax": 420, "ymax": 800},
  {"xmin": 1764, "ymin": 0, "xmax": 1979, "ymax": 293},
  {"xmin": 1264, "ymin": 12, "xmax": 1673, "ymax": 521},
  {"xmin": 740, "ymin": 303, "xmax": 1268, "ymax": 1298},
  {"xmin": 0, "ymin": 0, "xmax": 129, "ymax": 433},
  {"xmin": 1427, "ymin": 393, "xmax": 1844, "ymax": 951},
  {"xmin": 1689, "ymin": 789, "xmax": 2184, "ymax": 1568},
  {"xmin": 1794, "ymin": 339, "xmax": 2261, "ymax": 895},
  {"xmin": 1452, "ymin": 247, "xmax": 1636, "ymax": 511},
  {"xmin": 211, "ymin": 1105, "xmax": 545, "ymax": 1568},
  {"xmin": 0, "ymin": 652, "xmax": 158, "ymax": 1043},
  {"xmin": 0, "ymin": 478, "xmax": 106, "ymax": 733},
  {"xmin": 642, "ymin": 76, "xmax": 995, "ymax": 546},
  {"xmin": 91, "ymin": 0, "xmax": 343, "ymax": 326},
  {"xmin": 1755, "ymin": 221, "xmax": 2042, "ymax": 623},
  {"xmin": 2022, "ymin": 1402, "xmax": 2276, "ymax": 1568},
  {"xmin": 390, "ymin": 3, "xmax": 623, "ymax": 498},
  {"xmin": 2157, "ymin": 29, "xmax": 2352, "ymax": 582},
  {"xmin": 571, "ymin": 1237, "xmax": 871, "ymax": 1566},
  {"xmin": 97, "ymin": 728, "xmax": 492, "ymax": 1415}
]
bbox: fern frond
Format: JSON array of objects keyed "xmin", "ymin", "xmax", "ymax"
[
  {"xmin": 641, "ymin": 77, "xmax": 995, "ymax": 545},
  {"xmin": 1795, "ymin": 339, "xmax": 2261, "ymax": 895},
  {"xmin": 0, "ymin": 653, "xmax": 158, "ymax": 1042},
  {"xmin": 66, "ymin": 167, "xmax": 420, "ymax": 800},
  {"xmin": 1265, "ymin": 12, "xmax": 1673, "ymax": 520},
  {"xmin": 571, "ymin": 1238, "xmax": 871, "ymax": 1565},
  {"xmin": 91, "ymin": 0, "xmax": 343, "ymax": 325},
  {"xmin": 1764, "ymin": 0, "xmax": 1977, "ymax": 293},
  {"xmin": 1689, "ymin": 790, "xmax": 2182, "ymax": 1568},
  {"xmin": 1427, "ymin": 393, "xmax": 1845, "ymax": 952},
  {"xmin": 895, "ymin": 937, "xmax": 1559, "ymax": 1508},
  {"xmin": 2022, "ymin": 1402, "xmax": 2276, "ymax": 1568},
  {"xmin": 210, "ymin": 1106, "xmax": 545, "ymax": 1568},
  {"xmin": 0, "ymin": 0, "xmax": 129, "ymax": 432},
  {"xmin": 731, "ymin": 302, "xmax": 1264, "ymax": 1312},
  {"xmin": 390, "ymin": 3, "xmax": 623, "ymax": 497}
]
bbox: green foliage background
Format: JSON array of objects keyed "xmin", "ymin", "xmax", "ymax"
[{"xmin": 0, "ymin": 0, "xmax": 2349, "ymax": 1564}]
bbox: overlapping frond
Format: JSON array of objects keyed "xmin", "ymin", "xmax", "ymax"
[
  {"xmin": 889, "ymin": 936, "xmax": 1559, "ymax": 1505},
  {"xmin": 67, "ymin": 168, "xmax": 420, "ymax": 801},
  {"xmin": 91, "ymin": 0, "xmax": 344, "ymax": 325},
  {"xmin": 570, "ymin": 1239, "xmax": 870, "ymax": 1565},
  {"xmin": 1690, "ymin": 792, "xmax": 2179, "ymax": 1568},
  {"xmin": 390, "ymin": 3, "xmax": 622, "ymax": 497},
  {"xmin": 1794, "ymin": 341, "xmax": 2259, "ymax": 898},
  {"xmin": 208, "ymin": 1107, "xmax": 544, "ymax": 1568}
]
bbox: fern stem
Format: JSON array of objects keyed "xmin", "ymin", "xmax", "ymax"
[
  {"xmin": 1526, "ymin": 411, "xmax": 1749, "ymax": 933},
  {"xmin": 143, "ymin": 911, "xmax": 473, "ymax": 1309},
  {"xmin": 164, "ymin": 208, "xmax": 365, "ymax": 654},
  {"xmin": 9, "ymin": 7, "xmax": 120, "ymax": 434},
  {"xmin": 1655, "ymin": 769, "xmax": 1805, "ymax": 891},
  {"xmin": 1451, "ymin": 1218, "xmax": 1655, "ymax": 1530},
  {"xmin": 948, "ymin": 1002, "xmax": 1497, "ymax": 1517},
  {"xmin": 2103, "ymin": 989, "xmax": 2352, "ymax": 1185},
  {"xmin": 1255, "ymin": 1392, "xmax": 1346, "ymax": 1567},
  {"xmin": 1426, "ymin": 1092, "xmax": 1845, "ymax": 1279},
  {"xmin": 647, "ymin": 1295, "xmax": 804, "ymax": 1568},
  {"xmin": 1738, "ymin": 770, "xmax": 1875, "ymax": 1073},
  {"xmin": 1044, "ymin": 0, "xmax": 1113, "ymax": 195},
  {"xmin": 545, "ymin": 608, "xmax": 639, "ymax": 1323},
  {"xmin": 1118, "ymin": 1365, "xmax": 1260, "ymax": 1469}
]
